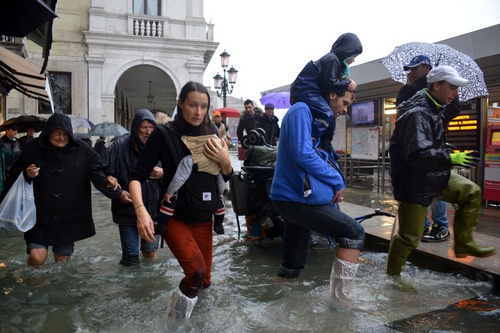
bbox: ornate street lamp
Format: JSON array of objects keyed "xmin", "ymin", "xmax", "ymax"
[
  {"xmin": 213, "ymin": 50, "xmax": 238, "ymax": 107},
  {"xmin": 146, "ymin": 80, "xmax": 154, "ymax": 105}
]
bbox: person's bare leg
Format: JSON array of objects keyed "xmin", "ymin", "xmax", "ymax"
[
  {"xmin": 27, "ymin": 248, "xmax": 49, "ymax": 266},
  {"xmin": 54, "ymin": 254, "xmax": 71, "ymax": 263},
  {"xmin": 336, "ymin": 248, "xmax": 360, "ymax": 264}
]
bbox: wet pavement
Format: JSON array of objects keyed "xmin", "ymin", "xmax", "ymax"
[
  {"xmin": 341, "ymin": 187, "xmax": 500, "ymax": 293},
  {"xmin": 230, "ymin": 153, "xmax": 500, "ymax": 292}
]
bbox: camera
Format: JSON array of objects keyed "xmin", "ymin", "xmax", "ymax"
[
  {"xmin": 241, "ymin": 128, "xmax": 267, "ymax": 149},
  {"xmin": 248, "ymin": 128, "xmax": 267, "ymax": 146}
]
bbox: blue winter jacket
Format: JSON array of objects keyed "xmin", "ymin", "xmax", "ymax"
[{"xmin": 270, "ymin": 102, "xmax": 345, "ymax": 205}]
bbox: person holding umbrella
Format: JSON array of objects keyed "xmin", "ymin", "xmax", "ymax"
[
  {"xmin": 18, "ymin": 126, "xmax": 36, "ymax": 150},
  {"xmin": 0, "ymin": 139, "xmax": 21, "ymax": 199},
  {"xmin": 0, "ymin": 124, "xmax": 21, "ymax": 196},
  {"xmin": 387, "ymin": 66, "xmax": 496, "ymax": 279},
  {"xmin": 396, "ymin": 55, "xmax": 432, "ymax": 106},
  {"xmin": 1, "ymin": 123, "xmax": 20, "ymax": 162},
  {"xmin": 94, "ymin": 136, "xmax": 106, "ymax": 154},
  {"xmin": 396, "ymin": 55, "xmax": 461, "ymax": 243},
  {"xmin": 257, "ymin": 103, "xmax": 280, "ymax": 146}
]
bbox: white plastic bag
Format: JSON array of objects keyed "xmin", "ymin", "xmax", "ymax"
[{"xmin": 0, "ymin": 173, "xmax": 36, "ymax": 232}]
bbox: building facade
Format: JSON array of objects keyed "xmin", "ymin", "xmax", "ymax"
[{"xmin": 6, "ymin": 0, "xmax": 218, "ymax": 128}]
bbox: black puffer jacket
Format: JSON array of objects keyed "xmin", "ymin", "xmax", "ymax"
[
  {"xmin": 10, "ymin": 113, "xmax": 121, "ymax": 246},
  {"xmin": 396, "ymin": 75, "xmax": 428, "ymax": 107},
  {"xmin": 101, "ymin": 109, "xmax": 162, "ymax": 225},
  {"xmin": 389, "ymin": 90, "xmax": 453, "ymax": 206},
  {"xmin": 257, "ymin": 115, "xmax": 280, "ymax": 146},
  {"xmin": 236, "ymin": 111, "xmax": 262, "ymax": 143}
]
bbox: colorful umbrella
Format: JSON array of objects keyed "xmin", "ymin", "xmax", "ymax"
[
  {"xmin": 88, "ymin": 122, "xmax": 128, "ymax": 137},
  {"xmin": 259, "ymin": 92, "xmax": 291, "ymax": 109},
  {"xmin": 382, "ymin": 42, "xmax": 488, "ymax": 102}
]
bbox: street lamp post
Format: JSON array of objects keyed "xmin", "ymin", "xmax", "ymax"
[{"xmin": 213, "ymin": 50, "xmax": 238, "ymax": 107}]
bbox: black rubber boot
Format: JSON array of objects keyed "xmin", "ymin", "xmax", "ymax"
[
  {"xmin": 119, "ymin": 254, "xmax": 140, "ymax": 266},
  {"xmin": 277, "ymin": 264, "xmax": 300, "ymax": 278}
]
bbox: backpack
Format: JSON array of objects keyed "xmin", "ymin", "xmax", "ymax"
[{"xmin": 244, "ymin": 145, "xmax": 277, "ymax": 167}]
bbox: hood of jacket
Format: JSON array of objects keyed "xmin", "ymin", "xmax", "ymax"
[
  {"xmin": 129, "ymin": 108, "xmax": 156, "ymax": 147},
  {"xmin": 330, "ymin": 33, "xmax": 363, "ymax": 64},
  {"xmin": 38, "ymin": 113, "xmax": 78, "ymax": 149}
]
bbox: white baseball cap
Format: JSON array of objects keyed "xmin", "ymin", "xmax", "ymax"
[{"xmin": 427, "ymin": 66, "xmax": 469, "ymax": 87}]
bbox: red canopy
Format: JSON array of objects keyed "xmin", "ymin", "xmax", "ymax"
[{"xmin": 214, "ymin": 107, "xmax": 240, "ymax": 118}]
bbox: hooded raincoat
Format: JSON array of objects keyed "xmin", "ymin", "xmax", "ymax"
[
  {"xmin": 10, "ymin": 113, "xmax": 122, "ymax": 246},
  {"xmin": 101, "ymin": 109, "xmax": 162, "ymax": 225},
  {"xmin": 290, "ymin": 33, "xmax": 362, "ymax": 148},
  {"xmin": 389, "ymin": 90, "xmax": 453, "ymax": 206}
]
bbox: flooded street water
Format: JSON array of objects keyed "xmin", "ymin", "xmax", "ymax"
[
  {"xmin": 1, "ymin": 156, "xmax": 499, "ymax": 332},
  {"xmin": 1, "ymin": 189, "xmax": 499, "ymax": 332}
]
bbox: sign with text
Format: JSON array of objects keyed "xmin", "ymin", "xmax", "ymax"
[{"xmin": 446, "ymin": 99, "xmax": 481, "ymax": 152}]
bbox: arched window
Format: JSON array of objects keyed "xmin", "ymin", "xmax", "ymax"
[{"xmin": 133, "ymin": 0, "xmax": 160, "ymax": 16}]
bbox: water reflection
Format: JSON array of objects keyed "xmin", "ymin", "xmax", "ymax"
[{"xmin": 0, "ymin": 192, "xmax": 498, "ymax": 332}]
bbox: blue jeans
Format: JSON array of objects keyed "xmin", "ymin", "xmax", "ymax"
[
  {"xmin": 118, "ymin": 224, "xmax": 159, "ymax": 258},
  {"xmin": 424, "ymin": 199, "xmax": 449, "ymax": 228},
  {"xmin": 274, "ymin": 201, "xmax": 365, "ymax": 270}
]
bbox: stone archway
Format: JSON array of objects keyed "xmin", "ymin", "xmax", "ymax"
[{"xmin": 114, "ymin": 65, "xmax": 176, "ymax": 129}]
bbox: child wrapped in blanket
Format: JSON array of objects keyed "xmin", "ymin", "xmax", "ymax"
[{"xmin": 155, "ymin": 134, "xmax": 226, "ymax": 235}]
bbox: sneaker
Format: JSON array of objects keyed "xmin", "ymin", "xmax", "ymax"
[
  {"xmin": 421, "ymin": 225, "xmax": 450, "ymax": 243},
  {"xmin": 422, "ymin": 227, "xmax": 430, "ymax": 238}
]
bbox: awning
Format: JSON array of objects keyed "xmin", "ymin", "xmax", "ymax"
[
  {"xmin": 0, "ymin": 45, "xmax": 51, "ymax": 102},
  {"xmin": 0, "ymin": 0, "xmax": 57, "ymax": 38},
  {"xmin": 0, "ymin": 0, "xmax": 59, "ymax": 73}
]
